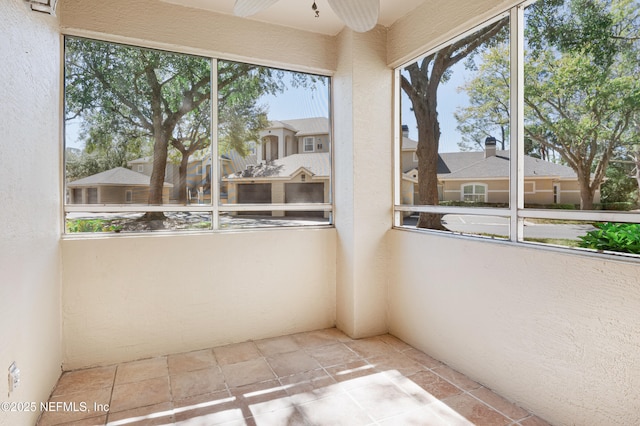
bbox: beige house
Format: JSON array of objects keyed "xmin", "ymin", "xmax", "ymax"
[
  {"xmin": 67, "ymin": 167, "xmax": 173, "ymax": 204},
  {"xmin": 401, "ymin": 133, "xmax": 599, "ymax": 206},
  {"xmin": 224, "ymin": 117, "xmax": 331, "ymax": 217}
]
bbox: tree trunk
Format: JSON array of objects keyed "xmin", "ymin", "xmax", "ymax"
[
  {"xmin": 416, "ymin": 106, "xmax": 446, "ymax": 230},
  {"xmin": 143, "ymin": 131, "xmax": 169, "ymax": 222},
  {"xmin": 578, "ymin": 172, "xmax": 595, "ymax": 210},
  {"xmin": 177, "ymin": 155, "xmax": 189, "ymax": 204}
]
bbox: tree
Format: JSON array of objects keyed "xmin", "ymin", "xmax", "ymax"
[
  {"xmin": 454, "ymin": 0, "xmax": 640, "ymax": 210},
  {"xmin": 65, "ymin": 39, "xmax": 285, "ymax": 214},
  {"xmin": 525, "ymin": 0, "xmax": 640, "ymax": 209},
  {"xmin": 401, "ymin": 17, "xmax": 508, "ymax": 229},
  {"xmin": 455, "ymin": 43, "xmax": 511, "ymax": 151}
]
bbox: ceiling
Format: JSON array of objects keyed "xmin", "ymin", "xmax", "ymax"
[{"xmin": 160, "ymin": 0, "xmax": 427, "ymax": 35}]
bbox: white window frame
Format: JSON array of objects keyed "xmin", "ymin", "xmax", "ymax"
[
  {"xmin": 461, "ymin": 183, "xmax": 487, "ymax": 202},
  {"xmin": 137, "ymin": 164, "xmax": 144, "ymax": 173},
  {"xmin": 303, "ymin": 137, "xmax": 315, "ymax": 152},
  {"xmin": 62, "ymin": 37, "xmax": 334, "ymax": 235},
  {"xmin": 392, "ymin": 3, "xmax": 640, "ymax": 258}
]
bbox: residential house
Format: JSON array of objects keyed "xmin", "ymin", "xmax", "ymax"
[
  {"xmin": 67, "ymin": 167, "xmax": 173, "ymax": 204},
  {"xmin": 224, "ymin": 117, "xmax": 331, "ymax": 217},
  {"xmin": 401, "ymin": 131, "xmax": 599, "ymax": 206}
]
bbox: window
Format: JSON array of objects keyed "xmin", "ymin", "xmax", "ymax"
[
  {"xmin": 462, "ymin": 184, "xmax": 487, "ymax": 202},
  {"xmin": 64, "ymin": 37, "xmax": 332, "ymax": 234},
  {"xmin": 303, "ymin": 137, "xmax": 315, "ymax": 152},
  {"xmin": 394, "ymin": 0, "xmax": 640, "ymax": 258}
]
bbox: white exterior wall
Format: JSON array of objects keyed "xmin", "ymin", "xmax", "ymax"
[
  {"xmin": 388, "ymin": 230, "xmax": 640, "ymax": 426},
  {"xmin": 0, "ymin": 2, "xmax": 62, "ymax": 425}
]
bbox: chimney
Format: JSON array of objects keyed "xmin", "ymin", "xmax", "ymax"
[
  {"xmin": 484, "ymin": 136, "xmax": 497, "ymax": 158},
  {"xmin": 402, "ymin": 124, "xmax": 409, "ymax": 138}
]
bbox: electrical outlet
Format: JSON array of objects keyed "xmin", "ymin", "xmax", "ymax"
[{"xmin": 8, "ymin": 362, "xmax": 20, "ymax": 393}]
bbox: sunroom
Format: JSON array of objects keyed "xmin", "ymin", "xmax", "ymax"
[{"xmin": 2, "ymin": 0, "xmax": 639, "ymax": 425}]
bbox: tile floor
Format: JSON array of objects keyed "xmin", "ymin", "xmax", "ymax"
[{"xmin": 37, "ymin": 329, "xmax": 551, "ymax": 426}]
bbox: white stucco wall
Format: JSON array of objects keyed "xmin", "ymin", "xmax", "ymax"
[
  {"xmin": 62, "ymin": 229, "xmax": 336, "ymax": 369},
  {"xmin": 334, "ymin": 27, "xmax": 392, "ymax": 338},
  {"xmin": 0, "ymin": 1, "xmax": 62, "ymax": 425},
  {"xmin": 388, "ymin": 230, "xmax": 640, "ymax": 426}
]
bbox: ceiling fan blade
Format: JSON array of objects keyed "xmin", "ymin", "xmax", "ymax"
[
  {"xmin": 234, "ymin": 0, "xmax": 280, "ymax": 17},
  {"xmin": 327, "ymin": 0, "xmax": 380, "ymax": 32}
]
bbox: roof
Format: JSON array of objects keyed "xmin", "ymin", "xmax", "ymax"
[
  {"xmin": 439, "ymin": 150, "xmax": 576, "ymax": 180},
  {"xmin": 267, "ymin": 117, "xmax": 329, "ymax": 137},
  {"xmin": 222, "ymin": 150, "xmax": 258, "ymax": 175},
  {"xmin": 226, "ymin": 152, "xmax": 331, "ymax": 179},
  {"xmin": 67, "ymin": 167, "xmax": 173, "ymax": 187}
]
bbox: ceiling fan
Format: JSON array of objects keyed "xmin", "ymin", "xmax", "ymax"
[{"xmin": 233, "ymin": 0, "xmax": 380, "ymax": 32}]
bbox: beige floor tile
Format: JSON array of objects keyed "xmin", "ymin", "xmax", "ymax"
[
  {"xmin": 293, "ymin": 329, "xmax": 342, "ymax": 349},
  {"xmin": 230, "ymin": 380, "xmax": 292, "ymax": 416},
  {"xmin": 442, "ymin": 393, "xmax": 511, "ymax": 426},
  {"xmin": 37, "ymin": 387, "xmax": 112, "ymax": 426},
  {"xmin": 308, "ymin": 343, "xmax": 360, "ymax": 367},
  {"xmin": 347, "ymin": 378, "xmax": 423, "ymax": 421},
  {"xmin": 255, "ymin": 335, "xmax": 301, "ymax": 356},
  {"xmin": 221, "ymin": 358, "xmax": 276, "ymax": 388},
  {"xmin": 213, "ymin": 341, "xmax": 261, "ymax": 366},
  {"xmin": 110, "ymin": 377, "xmax": 172, "ymax": 413},
  {"xmin": 432, "ymin": 365, "xmax": 482, "ymax": 391},
  {"xmin": 368, "ymin": 353, "xmax": 425, "ymax": 377},
  {"xmin": 167, "ymin": 349, "xmax": 216, "ymax": 375},
  {"xmin": 377, "ymin": 405, "xmax": 471, "ymax": 426},
  {"xmin": 266, "ymin": 350, "xmax": 321, "ymax": 377},
  {"xmin": 170, "ymin": 366, "xmax": 226, "ymax": 401},
  {"xmin": 279, "ymin": 369, "xmax": 339, "ymax": 404},
  {"xmin": 296, "ymin": 394, "xmax": 374, "ymax": 426},
  {"xmin": 470, "ymin": 387, "xmax": 530, "ymax": 421},
  {"xmin": 376, "ymin": 334, "xmax": 414, "ymax": 352},
  {"xmin": 173, "ymin": 390, "xmax": 244, "ymax": 425},
  {"xmin": 404, "ymin": 370, "xmax": 464, "ymax": 400},
  {"xmin": 403, "ymin": 348, "xmax": 443, "ymax": 369},
  {"xmin": 345, "ymin": 338, "xmax": 397, "ymax": 359},
  {"xmin": 115, "ymin": 357, "xmax": 168, "ymax": 385},
  {"xmin": 105, "ymin": 402, "xmax": 174, "ymax": 425},
  {"xmin": 324, "ymin": 360, "xmax": 377, "ymax": 387},
  {"xmin": 41, "ymin": 415, "xmax": 108, "ymax": 426},
  {"xmin": 251, "ymin": 406, "xmax": 308, "ymax": 425},
  {"xmin": 52, "ymin": 366, "xmax": 117, "ymax": 396},
  {"xmin": 520, "ymin": 415, "xmax": 553, "ymax": 426}
]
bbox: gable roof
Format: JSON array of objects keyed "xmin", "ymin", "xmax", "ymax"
[
  {"xmin": 67, "ymin": 167, "xmax": 173, "ymax": 187},
  {"xmin": 439, "ymin": 150, "xmax": 576, "ymax": 180},
  {"xmin": 267, "ymin": 117, "xmax": 329, "ymax": 136},
  {"xmin": 226, "ymin": 152, "xmax": 330, "ymax": 179}
]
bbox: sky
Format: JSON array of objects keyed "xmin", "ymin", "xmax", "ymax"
[{"xmin": 66, "ymin": 64, "xmax": 470, "ymax": 153}]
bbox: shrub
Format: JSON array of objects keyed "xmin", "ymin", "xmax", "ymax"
[
  {"xmin": 67, "ymin": 219, "xmax": 108, "ymax": 233},
  {"xmin": 578, "ymin": 222, "xmax": 640, "ymax": 254}
]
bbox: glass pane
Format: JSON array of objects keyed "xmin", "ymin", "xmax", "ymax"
[
  {"xmin": 220, "ymin": 211, "xmax": 330, "ymax": 230},
  {"xmin": 66, "ymin": 212, "xmax": 212, "ymax": 234},
  {"xmin": 218, "ymin": 61, "xmax": 331, "ymax": 223},
  {"xmin": 524, "ymin": 0, "xmax": 640, "ymax": 214},
  {"xmin": 523, "ymin": 220, "xmax": 640, "ymax": 257},
  {"xmin": 399, "ymin": 212, "xmax": 509, "ymax": 239},
  {"xmin": 399, "ymin": 16, "xmax": 511, "ymax": 230},
  {"xmin": 64, "ymin": 37, "xmax": 212, "ymax": 207}
]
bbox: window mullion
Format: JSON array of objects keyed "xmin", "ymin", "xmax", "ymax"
[
  {"xmin": 211, "ymin": 58, "xmax": 220, "ymax": 230},
  {"xmin": 510, "ymin": 5, "xmax": 525, "ymax": 242}
]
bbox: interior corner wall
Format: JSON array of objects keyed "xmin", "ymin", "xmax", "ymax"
[
  {"xmin": 388, "ymin": 230, "xmax": 640, "ymax": 426},
  {"xmin": 334, "ymin": 27, "xmax": 393, "ymax": 338},
  {"xmin": 0, "ymin": 1, "xmax": 62, "ymax": 425}
]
